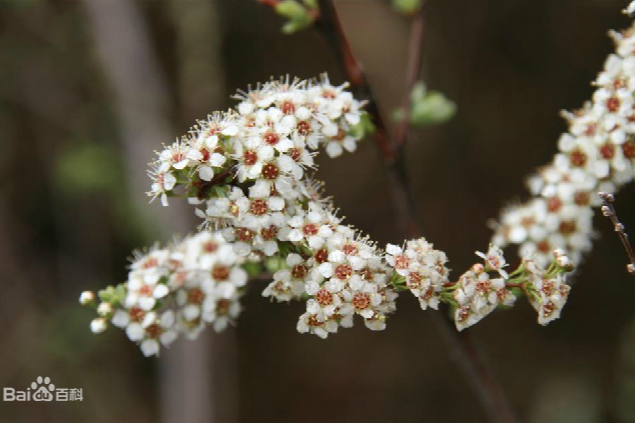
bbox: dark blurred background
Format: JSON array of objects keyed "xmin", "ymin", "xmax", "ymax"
[{"xmin": 2, "ymin": 0, "xmax": 635, "ymax": 422}]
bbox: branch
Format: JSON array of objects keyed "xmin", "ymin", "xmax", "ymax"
[
  {"xmin": 392, "ymin": 5, "xmax": 425, "ymax": 148},
  {"xmin": 315, "ymin": 0, "xmax": 393, "ymax": 161},
  {"xmin": 599, "ymin": 192, "xmax": 635, "ymax": 275},
  {"xmin": 315, "ymin": 2, "xmax": 519, "ymax": 423}
]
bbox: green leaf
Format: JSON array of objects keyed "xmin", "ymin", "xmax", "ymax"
[
  {"xmin": 410, "ymin": 91, "xmax": 456, "ymax": 126},
  {"xmin": 98, "ymin": 286, "xmax": 116, "ymax": 303},
  {"xmin": 302, "ymin": 0, "xmax": 318, "ymax": 9},
  {"xmin": 349, "ymin": 112, "xmax": 376, "ymax": 139},
  {"xmin": 410, "ymin": 81, "xmax": 427, "ymax": 102},
  {"xmin": 281, "ymin": 16, "xmax": 313, "ymax": 34},
  {"xmin": 114, "ymin": 285, "xmax": 127, "ymax": 305}
]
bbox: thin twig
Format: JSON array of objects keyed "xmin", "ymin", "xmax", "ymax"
[
  {"xmin": 599, "ymin": 192, "xmax": 635, "ymax": 275},
  {"xmin": 315, "ymin": 0, "xmax": 393, "ymax": 160},
  {"xmin": 392, "ymin": 5, "xmax": 425, "ymax": 148},
  {"xmin": 316, "ymin": 2, "xmax": 519, "ymax": 423}
]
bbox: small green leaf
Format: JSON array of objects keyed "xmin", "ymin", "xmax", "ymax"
[
  {"xmin": 98, "ymin": 286, "xmax": 116, "ymax": 303},
  {"xmin": 410, "ymin": 81, "xmax": 427, "ymax": 102},
  {"xmin": 349, "ymin": 112, "xmax": 376, "ymax": 139},
  {"xmin": 393, "ymin": 81, "xmax": 456, "ymax": 128},
  {"xmin": 410, "ymin": 91, "xmax": 456, "ymax": 126},
  {"xmin": 115, "ymin": 285, "xmax": 127, "ymax": 305},
  {"xmin": 302, "ymin": 0, "xmax": 318, "ymax": 9},
  {"xmin": 281, "ymin": 16, "xmax": 313, "ymax": 34}
]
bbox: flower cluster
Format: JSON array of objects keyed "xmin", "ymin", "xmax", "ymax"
[
  {"xmin": 385, "ymin": 239, "xmax": 449, "ymax": 310},
  {"xmin": 387, "ymin": 242, "xmax": 573, "ymax": 331},
  {"xmin": 296, "ymin": 225, "xmax": 397, "ymax": 338},
  {"xmin": 492, "ymin": 16, "xmax": 635, "ymax": 266},
  {"xmin": 148, "ymin": 75, "xmax": 366, "ymax": 208},
  {"xmin": 82, "ymin": 73, "xmax": 577, "ymax": 356},
  {"xmin": 81, "ymin": 232, "xmax": 249, "ymax": 356}
]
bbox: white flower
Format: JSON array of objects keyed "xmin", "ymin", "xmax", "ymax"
[
  {"xmin": 125, "ymin": 274, "xmax": 170, "ymax": 311},
  {"xmin": 475, "ymin": 244, "xmax": 509, "ymax": 278}
]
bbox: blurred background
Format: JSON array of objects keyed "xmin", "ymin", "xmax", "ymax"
[{"xmin": 2, "ymin": 0, "xmax": 635, "ymax": 422}]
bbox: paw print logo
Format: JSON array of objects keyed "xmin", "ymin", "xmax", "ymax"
[{"xmin": 31, "ymin": 376, "xmax": 55, "ymax": 401}]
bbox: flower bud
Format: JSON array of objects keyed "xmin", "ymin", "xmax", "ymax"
[
  {"xmin": 79, "ymin": 291, "xmax": 95, "ymax": 306},
  {"xmin": 471, "ymin": 263, "xmax": 485, "ymax": 274},
  {"xmin": 553, "ymin": 248, "xmax": 566, "ymax": 258},
  {"xmin": 97, "ymin": 302, "xmax": 113, "ymax": 317},
  {"xmin": 556, "ymin": 255, "xmax": 574, "ymax": 272},
  {"xmin": 90, "ymin": 318, "xmax": 108, "ymax": 334}
]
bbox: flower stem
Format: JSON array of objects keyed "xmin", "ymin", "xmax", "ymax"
[{"xmin": 393, "ymin": 4, "xmax": 425, "ymax": 148}]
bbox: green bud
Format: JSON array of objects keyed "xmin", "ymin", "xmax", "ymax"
[
  {"xmin": 275, "ymin": 0, "xmax": 307, "ymax": 19},
  {"xmin": 392, "ymin": 0, "xmax": 422, "ymax": 16}
]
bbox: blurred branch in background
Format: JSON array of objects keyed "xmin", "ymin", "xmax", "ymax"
[
  {"xmin": 392, "ymin": 1, "xmax": 425, "ymax": 148},
  {"xmin": 80, "ymin": 1, "xmax": 228, "ymax": 422},
  {"xmin": 168, "ymin": 0, "xmax": 239, "ymax": 420}
]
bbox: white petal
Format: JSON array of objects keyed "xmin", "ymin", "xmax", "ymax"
[
  {"xmin": 140, "ymin": 339, "xmax": 160, "ymax": 357},
  {"xmin": 198, "ymin": 166, "xmax": 214, "ymax": 181}
]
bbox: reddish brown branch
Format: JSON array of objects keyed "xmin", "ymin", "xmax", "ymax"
[
  {"xmin": 599, "ymin": 192, "xmax": 635, "ymax": 275},
  {"xmin": 393, "ymin": 6, "xmax": 425, "ymax": 148},
  {"xmin": 315, "ymin": 0, "xmax": 393, "ymax": 160},
  {"xmin": 196, "ymin": 168, "xmax": 234, "ymax": 199},
  {"xmin": 315, "ymin": 2, "xmax": 519, "ymax": 423}
]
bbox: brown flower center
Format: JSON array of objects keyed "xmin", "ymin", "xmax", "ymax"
[
  {"xmin": 334, "ymin": 264, "xmax": 353, "ymax": 280},
  {"xmin": 188, "ymin": 288, "xmax": 205, "ymax": 305},
  {"xmin": 262, "ymin": 163, "xmax": 279, "ymax": 180},
  {"xmin": 250, "ymin": 199, "xmax": 269, "ymax": 216},
  {"xmin": 352, "ymin": 293, "xmax": 371, "ymax": 311},
  {"xmin": 212, "ymin": 265, "xmax": 230, "ymax": 281},
  {"xmin": 264, "ymin": 132, "xmax": 279, "ymax": 146},
  {"xmin": 297, "ymin": 121, "xmax": 311, "ymax": 135},
  {"xmin": 243, "ymin": 150, "xmax": 258, "ymax": 166}
]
